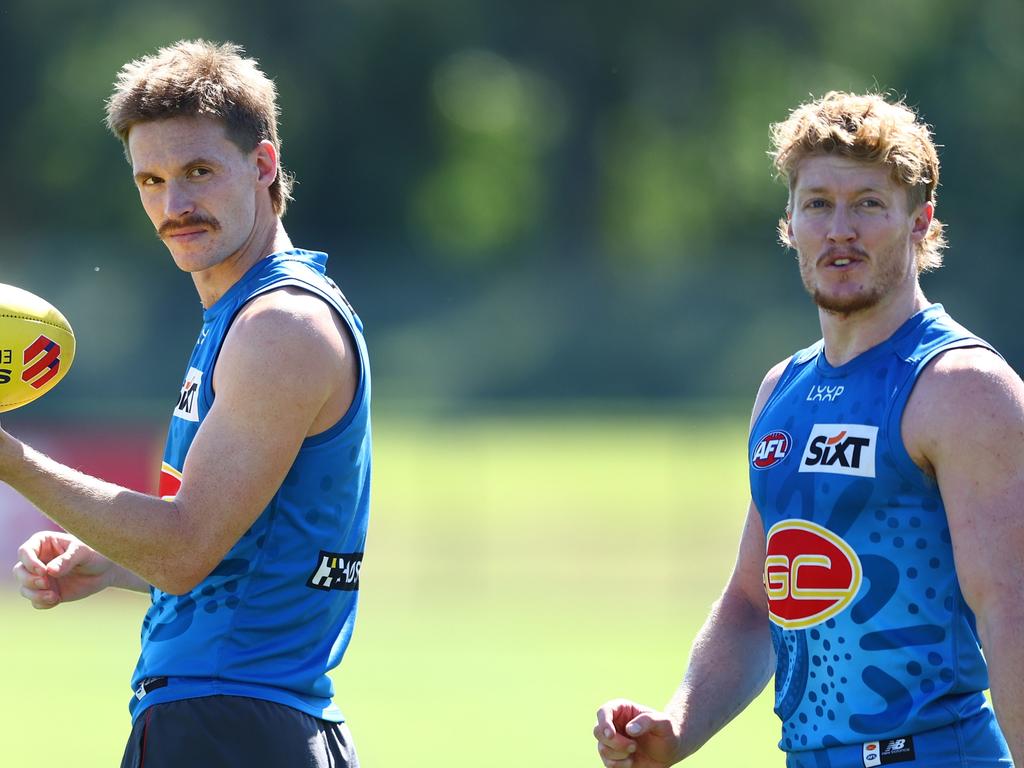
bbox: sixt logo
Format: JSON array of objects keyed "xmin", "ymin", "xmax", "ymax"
[
  {"xmin": 172, "ymin": 367, "xmax": 203, "ymax": 422},
  {"xmin": 806, "ymin": 385, "xmax": 844, "ymax": 402},
  {"xmin": 799, "ymin": 423, "xmax": 878, "ymax": 477},
  {"xmin": 764, "ymin": 519, "xmax": 862, "ymax": 630},
  {"xmin": 307, "ymin": 550, "xmax": 363, "ymax": 592},
  {"xmin": 751, "ymin": 430, "xmax": 792, "ymax": 470},
  {"xmin": 22, "ymin": 335, "xmax": 62, "ymax": 389}
]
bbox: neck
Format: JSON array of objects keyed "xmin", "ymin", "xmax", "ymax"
[
  {"xmin": 819, "ymin": 282, "xmax": 930, "ymax": 367},
  {"xmin": 193, "ymin": 217, "xmax": 294, "ymax": 309}
]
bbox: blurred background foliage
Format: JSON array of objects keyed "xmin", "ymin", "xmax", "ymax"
[
  {"xmin": 2, "ymin": 0, "xmax": 1022, "ymax": 413},
  {"xmin": 2, "ymin": 2, "xmax": 1023, "ymax": 765}
]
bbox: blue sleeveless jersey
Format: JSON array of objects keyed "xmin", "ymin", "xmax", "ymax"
[
  {"xmin": 749, "ymin": 304, "xmax": 995, "ymax": 753},
  {"xmin": 129, "ymin": 250, "xmax": 371, "ymax": 724}
]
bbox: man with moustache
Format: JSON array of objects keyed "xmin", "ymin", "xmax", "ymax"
[
  {"xmin": 7, "ymin": 40, "xmax": 369, "ymax": 767},
  {"xmin": 594, "ymin": 92, "xmax": 1022, "ymax": 767}
]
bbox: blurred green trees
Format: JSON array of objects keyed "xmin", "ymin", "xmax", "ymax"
[{"xmin": 2, "ymin": 0, "xmax": 1021, "ymax": 411}]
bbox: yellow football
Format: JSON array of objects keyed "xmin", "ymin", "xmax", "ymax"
[{"xmin": 0, "ymin": 283, "xmax": 76, "ymax": 412}]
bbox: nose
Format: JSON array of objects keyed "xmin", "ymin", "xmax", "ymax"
[
  {"xmin": 826, "ymin": 204, "xmax": 856, "ymax": 244},
  {"xmin": 164, "ymin": 180, "xmax": 196, "ymax": 220}
]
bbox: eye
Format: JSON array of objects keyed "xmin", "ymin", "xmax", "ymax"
[
  {"xmin": 187, "ymin": 167, "xmax": 211, "ymax": 178},
  {"xmin": 804, "ymin": 198, "xmax": 829, "ymax": 210},
  {"xmin": 860, "ymin": 198, "xmax": 883, "ymax": 208},
  {"xmin": 140, "ymin": 176, "xmax": 162, "ymax": 188}
]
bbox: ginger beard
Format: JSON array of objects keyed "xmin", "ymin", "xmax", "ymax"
[{"xmin": 798, "ymin": 240, "xmax": 916, "ymax": 316}]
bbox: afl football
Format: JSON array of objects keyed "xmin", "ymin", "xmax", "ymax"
[{"xmin": 0, "ymin": 284, "xmax": 75, "ymax": 412}]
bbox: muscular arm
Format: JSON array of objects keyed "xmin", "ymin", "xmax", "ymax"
[
  {"xmin": 662, "ymin": 501, "xmax": 775, "ymax": 759},
  {"xmin": 904, "ymin": 347, "xmax": 1024, "ymax": 763},
  {"xmin": 596, "ymin": 358, "xmax": 789, "ymax": 767},
  {"xmin": 2, "ymin": 287, "xmax": 355, "ymax": 595}
]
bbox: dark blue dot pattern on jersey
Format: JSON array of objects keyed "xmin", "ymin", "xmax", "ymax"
[{"xmin": 749, "ymin": 305, "xmax": 996, "ymax": 751}]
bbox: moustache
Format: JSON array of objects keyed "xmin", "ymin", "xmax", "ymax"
[{"xmin": 158, "ymin": 215, "xmax": 221, "ymax": 238}]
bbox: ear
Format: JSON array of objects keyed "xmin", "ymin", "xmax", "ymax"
[
  {"xmin": 910, "ymin": 201, "xmax": 934, "ymax": 243},
  {"xmin": 252, "ymin": 140, "xmax": 278, "ymax": 189},
  {"xmin": 786, "ymin": 207, "xmax": 794, "ymax": 242}
]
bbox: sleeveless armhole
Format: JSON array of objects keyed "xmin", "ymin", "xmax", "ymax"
[
  {"xmin": 884, "ymin": 339, "xmax": 999, "ymax": 489},
  {"xmin": 749, "ymin": 341, "xmax": 821, "ymax": 448},
  {"xmin": 199, "ymin": 278, "xmax": 369, "ymax": 446}
]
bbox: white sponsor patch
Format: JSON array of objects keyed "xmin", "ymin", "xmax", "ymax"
[
  {"xmin": 863, "ymin": 741, "xmax": 881, "ymax": 767},
  {"xmin": 172, "ymin": 366, "xmax": 203, "ymax": 422},
  {"xmin": 799, "ymin": 423, "xmax": 878, "ymax": 477}
]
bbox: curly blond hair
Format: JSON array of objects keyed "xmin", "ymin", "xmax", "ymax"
[
  {"xmin": 770, "ymin": 91, "xmax": 945, "ymax": 272},
  {"xmin": 106, "ymin": 39, "xmax": 293, "ymax": 216}
]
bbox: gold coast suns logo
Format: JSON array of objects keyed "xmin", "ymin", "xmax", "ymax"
[
  {"xmin": 159, "ymin": 462, "xmax": 182, "ymax": 501},
  {"xmin": 764, "ymin": 519, "xmax": 862, "ymax": 630}
]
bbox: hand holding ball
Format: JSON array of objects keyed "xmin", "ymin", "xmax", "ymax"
[{"xmin": 0, "ymin": 284, "xmax": 75, "ymax": 412}]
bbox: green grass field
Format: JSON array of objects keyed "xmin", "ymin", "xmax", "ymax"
[{"xmin": 0, "ymin": 410, "xmax": 783, "ymax": 766}]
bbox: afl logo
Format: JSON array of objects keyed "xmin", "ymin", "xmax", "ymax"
[
  {"xmin": 764, "ymin": 519, "xmax": 862, "ymax": 630},
  {"xmin": 752, "ymin": 430, "xmax": 792, "ymax": 469}
]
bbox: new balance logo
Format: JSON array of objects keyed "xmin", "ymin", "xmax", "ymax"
[{"xmin": 863, "ymin": 735, "xmax": 915, "ymax": 766}]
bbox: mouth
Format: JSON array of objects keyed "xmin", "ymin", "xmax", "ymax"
[
  {"xmin": 819, "ymin": 250, "xmax": 867, "ymax": 269},
  {"xmin": 165, "ymin": 228, "xmax": 207, "ymax": 240}
]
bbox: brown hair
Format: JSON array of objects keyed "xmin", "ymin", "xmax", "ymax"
[
  {"xmin": 770, "ymin": 91, "xmax": 945, "ymax": 272},
  {"xmin": 105, "ymin": 39, "xmax": 293, "ymax": 216}
]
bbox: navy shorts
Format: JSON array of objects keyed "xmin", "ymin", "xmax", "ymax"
[
  {"xmin": 120, "ymin": 695, "xmax": 359, "ymax": 768},
  {"xmin": 784, "ymin": 707, "xmax": 1011, "ymax": 768}
]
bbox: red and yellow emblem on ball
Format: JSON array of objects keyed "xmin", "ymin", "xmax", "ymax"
[
  {"xmin": 0, "ymin": 283, "xmax": 76, "ymax": 412},
  {"xmin": 764, "ymin": 519, "xmax": 862, "ymax": 630}
]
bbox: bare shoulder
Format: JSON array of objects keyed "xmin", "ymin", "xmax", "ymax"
[
  {"xmin": 750, "ymin": 357, "xmax": 793, "ymax": 430},
  {"xmin": 229, "ymin": 287, "xmax": 351, "ymax": 357},
  {"xmin": 904, "ymin": 346, "xmax": 1024, "ymax": 474},
  {"xmin": 215, "ymin": 287, "xmax": 355, "ymax": 396},
  {"xmin": 235, "ymin": 286, "xmax": 346, "ymax": 336}
]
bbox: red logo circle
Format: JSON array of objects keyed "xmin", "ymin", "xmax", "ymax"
[{"xmin": 752, "ymin": 430, "xmax": 792, "ymax": 469}]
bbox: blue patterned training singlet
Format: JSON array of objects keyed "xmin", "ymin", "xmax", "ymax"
[
  {"xmin": 749, "ymin": 304, "xmax": 1000, "ymax": 755},
  {"xmin": 128, "ymin": 250, "xmax": 371, "ymax": 725}
]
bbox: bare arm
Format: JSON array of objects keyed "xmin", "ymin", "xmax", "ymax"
[
  {"xmin": 595, "ymin": 358, "xmax": 789, "ymax": 767},
  {"xmin": 2, "ymin": 287, "xmax": 355, "ymax": 595},
  {"xmin": 904, "ymin": 347, "xmax": 1024, "ymax": 763},
  {"xmin": 663, "ymin": 501, "xmax": 775, "ymax": 757}
]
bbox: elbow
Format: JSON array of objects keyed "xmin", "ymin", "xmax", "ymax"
[
  {"xmin": 150, "ymin": 571, "xmax": 203, "ymax": 596},
  {"xmin": 146, "ymin": 554, "xmax": 218, "ymax": 596}
]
